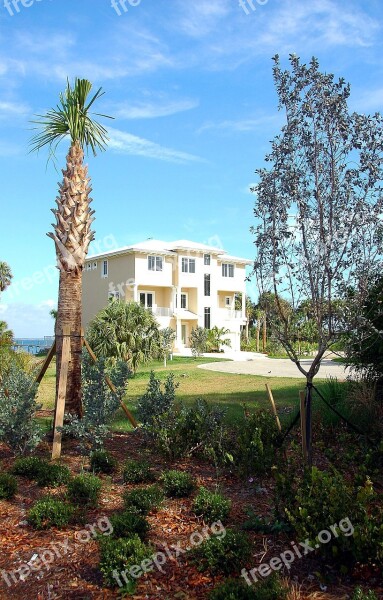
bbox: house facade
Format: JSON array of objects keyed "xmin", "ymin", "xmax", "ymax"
[{"xmin": 82, "ymin": 239, "xmax": 252, "ymax": 352}]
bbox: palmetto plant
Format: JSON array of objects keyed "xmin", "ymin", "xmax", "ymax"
[
  {"xmin": 0, "ymin": 261, "xmax": 12, "ymax": 292},
  {"xmin": 206, "ymin": 326, "xmax": 231, "ymax": 353},
  {"xmin": 30, "ymin": 78, "xmax": 112, "ymax": 416},
  {"xmin": 86, "ymin": 300, "xmax": 161, "ymax": 373}
]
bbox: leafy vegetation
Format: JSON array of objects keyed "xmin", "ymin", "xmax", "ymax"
[
  {"xmin": 123, "ymin": 485, "xmax": 164, "ymax": 516},
  {"xmin": 90, "ymin": 449, "xmax": 118, "ymax": 474},
  {"xmin": 191, "ymin": 529, "xmax": 251, "ymax": 575},
  {"xmin": 193, "ymin": 487, "xmax": 231, "ymax": 523},
  {"xmin": 67, "ymin": 474, "xmax": 102, "ymax": 508},
  {"xmin": 28, "ymin": 497, "xmax": 73, "ymax": 529},
  {"xmin": 0, "ymin": 472, "xmax": 18, "ymax": 500},
  {"xmin": 160, "ymin": 469, "xmax": 195, "ymax": 497},
  {"xmin": 123, "ymin": 459, "xmax": 155, "ymax": 484}
]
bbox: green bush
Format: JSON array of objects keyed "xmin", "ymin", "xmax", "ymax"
[
  {"xmin": 90, "ymin": 450, "xmax": 117, "ymax": 474},
  {"xmin": 99, "ymin": 534, "xmax": 153, "ymax": 588},
  {"xmin": 11, "ymin": 457, "xmax": 71, "ymax": 487},
  {"xmin": 230, "ymin": 410, "xmax": 281, "ymax": 477},
  {"xmin": 136, "ymin": 371, "xmax": 178, "ymax": 427},
  {"xmin": 110, "ymin": 510, "xmax": 150, "ymax": 541},
  {"xmin": 209, "ymin": 574, "xmax": 288, "ymax": 600},
  {"xmin": 0, "ymin": 363, "xmax": 42, "ymax": 455},
  {"xmin": 191, "ymin": 529, "xmax": 251, "ymax": 575},
  {"xmin": 11, "ymin": 456, "xmax": 45, "ymax": 478},
  {"xmin": 123, "ymin": 485, "xmax": 164, "ymax": 515},
  {"xmin": 28, "ymin": 497, "xmax": 73, "ymax": 529},
  {"xmin": 352, "ymin": 588, "xmax": 378, "ymax": 600},
  {"xmin": 0, "ymin": 472, "xmax": 17, "ymax": 499},
  {"xmin": 160, "ymin": 470, "xmax": 195, "ymax": 497},
  {"xmin": 67, "ymin": 474, "xmax": 102, "ymax": 508},
  {"xmin": 123, "ymin": 459, "xmax": 155, "ymax": 484},
  {"xmin": 193, "ymin": 487, "xmax": 231, "ymax": 523}
]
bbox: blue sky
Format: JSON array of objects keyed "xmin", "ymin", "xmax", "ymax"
[{"xmin": 0, "ymin": 0, "xmax": 382, "ymax": 336}]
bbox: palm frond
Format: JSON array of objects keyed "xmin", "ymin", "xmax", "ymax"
[{"xmin": 30, "ymin": 77, "xmax": 113, "ymax": 159}]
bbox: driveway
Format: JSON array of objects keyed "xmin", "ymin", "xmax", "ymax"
[{"xmin": 198, "ymin": 356, "xmax": 350, "ymax": 379}]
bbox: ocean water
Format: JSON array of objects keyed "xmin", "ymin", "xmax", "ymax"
[{"xmin": 13, "ymin": 337, "xmax": 55, "ymax": 354}]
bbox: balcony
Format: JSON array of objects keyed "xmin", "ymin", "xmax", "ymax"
[
  {"xmin": 148, "ymin": 306, "xmax": 173, "ymax": 317},
  {"xmin": 217, "ymin": 308, "xmax": 245, "ymax": 320}
]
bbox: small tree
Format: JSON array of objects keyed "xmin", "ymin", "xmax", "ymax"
[
  {"xmin": 190, "ymin": 326, "xmax": 208, "ymax": 357},
  {"xmin": 0, "ymin": 261, "xmax": 12, "ymax": 293},
  {"xmin": 159, "ymin": 327, "xmax": 176, "ymax": 367},
  {"xmin": 252, "ymin": 55, "xmax": 383, "ymax": 461},
  {"xmin": 206, "ymin": 326, "xmax": 232, "ymax": 352}
]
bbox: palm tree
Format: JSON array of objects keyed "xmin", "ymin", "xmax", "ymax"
[
  {"xmin": 206, "ymin": 326, "xmax": 232, "ymax": 352},
  {"xmin": 86, "ymin": 300, "xmax": 161, "ymax": 373},
  {"xmin": 30, "ymin": 79, "xmax": 112, "ymax": 416},
  {"xmin": 0, "ymin": 262, "xmax": 12, "ymax": 292}
]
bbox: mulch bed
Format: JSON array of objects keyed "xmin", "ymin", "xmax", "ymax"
[{"xmin": 0, "ymin": 430, "xmax": 381, "ymax": 599}]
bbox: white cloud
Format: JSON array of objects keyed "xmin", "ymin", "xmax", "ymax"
[
  {"xmin": 352, "ymin": 87, "xmax": 383, "ymax": 113},
  {"xmin": 113, "ymin": 98, "xmax": 199, "ymax": 120},
  {"xmin": 198, "ymin": 114, "xmax": 281, "ymax": 134},
  {"xmin": 175, "ymin": 0, "xmax": 232, "ymax": 38},
  {"xmin": 108, "ymin": 127, "xmax": 203, "ymax": 164},
  {"xmin": 2, "ymin": 301, "xmax": 55, "ymax": 338}
]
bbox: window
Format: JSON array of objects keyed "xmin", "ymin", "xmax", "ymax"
[
  {"xmin": 204, "ymin": 274, "xmax": 211, "ymax": 296},
  {"xmin": 139, "ymin": 292, "xmax": 154, "ymax": 310},
  {"xmin": 225, "ymin": 296, "xmax": 231, "ymax": 307},
  {"xmin": 86, "ymin": 263, "xmax": 91, "ymax": 271},
  {"xmin": 148, "ymin": 256, "xmax": 163, "ymax": 271},
  {"xmin": 204, "ymin": 307, "xmax": 211, "ymax": 330},
  {"xmin": 175, "ymin": 293, "xmax": 188, "ymax": 309},
  {"xmin": 204, "ymin": 254, "xmax": 211, "ymax": 265},
  {"xmin": 92, "ymin": 262, "xmax": 97, "ymax": 270},
  {"xmin": 181, "ymin": 257, "xmax": 195, "ymax": 273},
  {"xmin": 102, "ymin": 260, "xmax": 108, "ymax": 278},
  {"xmin": 222, "ymin": 263, "xmax": 234, "ymax": 278},
  {"xmin": 108, "ymin": 291, "xmax": 120, "ymax": 301}
]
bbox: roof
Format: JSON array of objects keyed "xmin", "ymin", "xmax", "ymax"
[{"xmin": 87, "ymin": 238, "xmax": 251, "ymax": 264}]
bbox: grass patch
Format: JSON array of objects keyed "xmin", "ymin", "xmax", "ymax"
[{"xmin": 37, "ymin": 355, "xmax": 330, "ymax": 430}]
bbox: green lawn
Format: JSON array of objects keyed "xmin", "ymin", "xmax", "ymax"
[{"xmin": 36, "ymin": 355, "xmax": 331, "ymax": 432}]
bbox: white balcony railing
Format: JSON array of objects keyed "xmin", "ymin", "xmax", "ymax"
[
  {"xmin": 150, "ymin": 306, "xmax": 173, "ymax": 317},
  {"xmin": 217, "ymin": 308, "xmax": 245, "ymax": 320}
]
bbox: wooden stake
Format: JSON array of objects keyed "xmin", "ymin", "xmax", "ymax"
[
  {"xmin": 299, "ymin": 390, "xmax": 307, "ymax": 462},
  {"xmin": 265, "ymin": 383, "xmax": 282, "ymax": 432},
  {"xmin": 82, "ymin": 336, "xmax": 138, "ymax": 428},
  {"xmin": 35, "ymin": 339, "xmax": 56, "ymax": 385},
  {"xmin": 52, "ymin": 326, "xmax": 71, "ymax": 459}
]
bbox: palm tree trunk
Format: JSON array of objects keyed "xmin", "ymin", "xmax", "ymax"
[
  {"xmin": 262, "ymin": 314, "xmax": 267, "ymax": 352},
  {"xmin": 56, "ymin": 270, "xmax": 83, "ymax": 416},
  {"xmin": 256, "ymin": 320, "xmax": 260, "ymax": 352},
  {"xmin": 49, "ymin": 141, "xmax": 94, "ymax": 417}
]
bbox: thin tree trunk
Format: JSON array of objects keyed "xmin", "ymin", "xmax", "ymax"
[
  {"xmin": 262, "ymin": 314, "xmax": 267, "ymax": 352},
  {"xmin": 256, "ymin": 321, "xmax": 260, "ymax": 352},
  {"xmin": 55, "ymin": 270, "xmax": 83, "ymax": 416}
]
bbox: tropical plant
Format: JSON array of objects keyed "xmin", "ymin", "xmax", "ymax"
[
  {"xmin": 30, "ymin": 78, "xmax": 112, "ymax": 416},
  {"xmin": 190, "ymin": 326, "xmax": 208, "ymax": 357},
  {"xmin": 136, "ymin": 371, "xmax": 178, "ymax": 427},
  {"xmin": 0, "ymin": 261, "xmax": 12, "ymax": 293},
  {"xmin": 87, "ymin": 300, "xmax": 161, "ymax": 373},
  {"xmin": 206, "ymin": 326, "xmax": 232, "ymax": 352}
]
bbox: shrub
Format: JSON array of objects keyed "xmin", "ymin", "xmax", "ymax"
[
  {"xmin": 190, "ymin": 326, "xmax": 208, "ymax": 357},
  {"xmin": 160, "ymin": 470, "xmax": 195, "ymax": 498},
  {"xmin": 123, "ymin": 485, "xmax": 164, "ymax": 516},
  {"xmin": 67, "ymin": 474, "xmax": 102, "ymax": 508},
  {"xmin": 110, "ymin": 510, "xmax": 150, "ymax": 541},
  {"xmin": 191, "ymin": 529, "xmax": 251, "ymax": 575},
  {"xmin": 193, "ymin": 487, "xmax": 231, "ymax": 523},
  {"xmin": 136, "ymin": 371, "xmax": 178, "ymax": 427},
  {"xmin": 123, "ymin": 459, "xmax": 155, "ymax": 484},
  {"xmin": 0, "ymin": 363, "xmax": 42, "ymax": 455},
  {"xmin": 11, "ymin": 456, "xmax": 46, "ymax": 479},
  {"xmin": 209, "ymin": 574, "xmax": 288, "ymax": 600},
  {"xmin": 28, "ymin": 497, "xmax": 73, "ymax": 529},
  {"xmin": 62, "ymin": 352, "xmax": 131, "ymax": 453},
  {"xmin": 11, "ymin": 457, "xmax": 71, "ymax": 487},
  {"xmin": 99, "ymin": 534, "xmax": 153, "ymax": 588},
  {"xmin": 352, "ymin": 588, "xmax": 378, "ymax": 600},
  {"xmin": 90, "ymin": 450, "xmax": 117, "ymax": 474},
  {"xmin": 0, "ymin": 472, "xmax": 17, "ymax": 499},
  {"xmin": 230, "ymin": 410, "xmax": 281, "ymax": 478}
]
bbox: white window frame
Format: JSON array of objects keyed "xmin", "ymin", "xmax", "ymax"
[
  {"xmin": 148, "ymin": 255, "xmax": 163, "ymax": 271},
  {"xmin": 86, "ymin": 263, "xmax": 91, "ymax": 271},
  {"xmin": 102, "ymin": 260, "xmax": 108, "ymax": 278},
  {"xmin": 181, "ymin": 257, "xmax": 196, "ymax": 274},
  {"xmin": 204, "ymin": 254, "xmax": 211, "ymax": 265},
  {"xmin": 225, "ymin": 296, "xmax": 231, "ymax": 307},
  {"xmin": 176, "ymin": 292, "xmax": 188, "ymax": 310},
  {"xmin": 222, "ymin": 263, "xmax": 234, "ymax": 278},
  {"xmin": 139, "ymin": 291, "xmax": 155, "ymax": 309},
  {"xmin": 92, "ymin": 262, "xmax": 97, "ymax": 270}
]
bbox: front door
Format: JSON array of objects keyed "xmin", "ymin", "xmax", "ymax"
[{"xmin": 181, "ymin": 324, "xmax": 187, "ymax": 345}]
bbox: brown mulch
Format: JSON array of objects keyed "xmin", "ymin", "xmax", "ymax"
[{"xmin": 0, "ymin": 431, "xmax": 381, "ymax": 600}]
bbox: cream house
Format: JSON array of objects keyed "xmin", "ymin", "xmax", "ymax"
[{"xmin": 82, "ymin": 239, "xmax": 252, "ymax": 352}]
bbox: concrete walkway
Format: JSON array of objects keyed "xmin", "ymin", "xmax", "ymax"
[{"xmin": 198, "ymin": 355, "xmax": 350, "ymax": 380}]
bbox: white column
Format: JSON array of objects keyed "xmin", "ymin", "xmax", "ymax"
[{"xmin": 133, "ymin": 283, "xmax": 138, "ymax": 303}]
